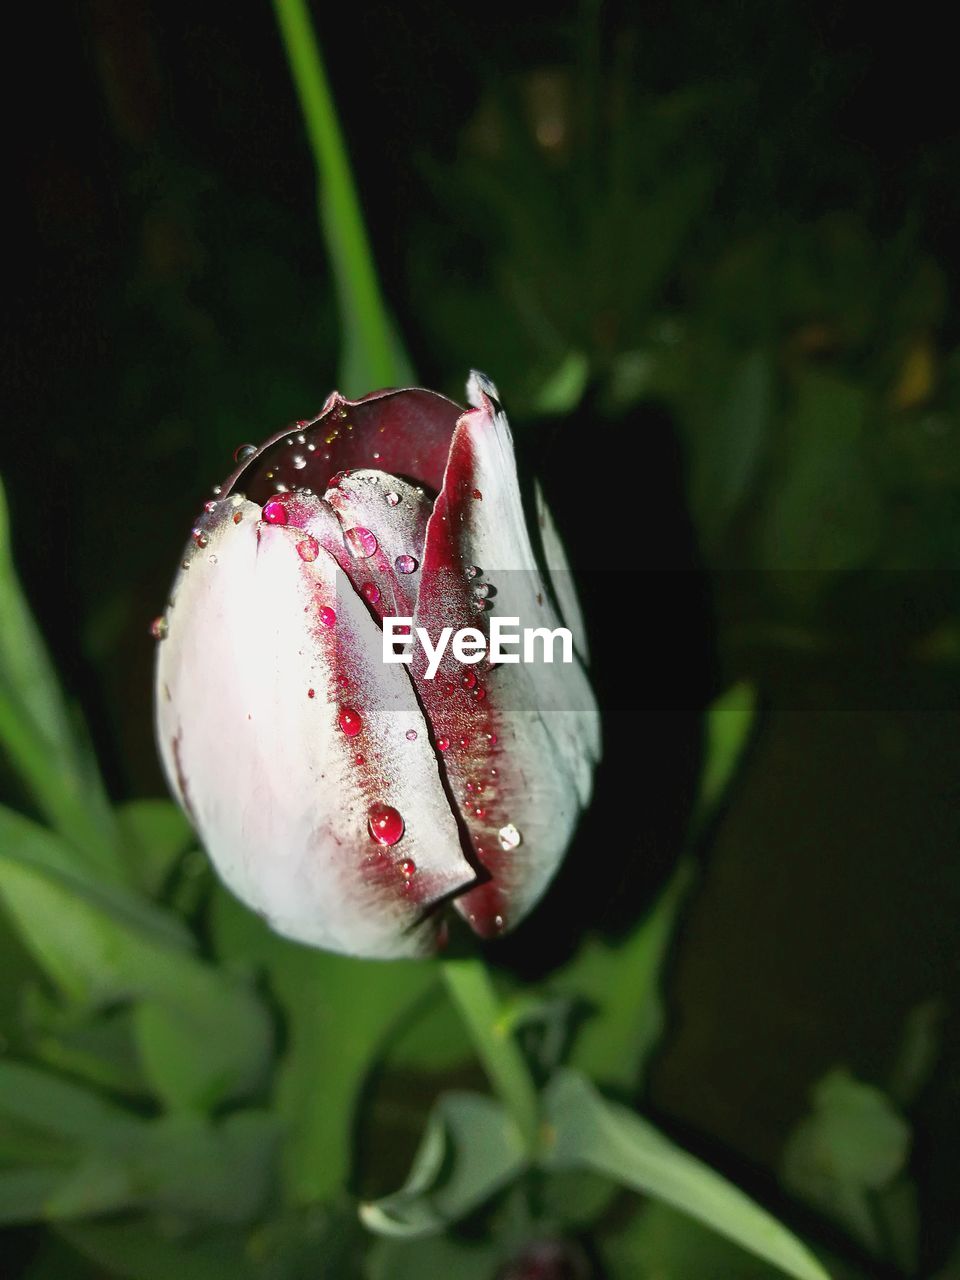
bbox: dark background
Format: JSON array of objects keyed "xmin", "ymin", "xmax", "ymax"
[{"xmin": 5, "ymin": 0, "xmax": 960, "ymax": 1274}]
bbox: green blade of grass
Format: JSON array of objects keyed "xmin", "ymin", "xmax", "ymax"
[{"xmin": 273, "ymin": 0, "xmax": 413, "ymax": 393}]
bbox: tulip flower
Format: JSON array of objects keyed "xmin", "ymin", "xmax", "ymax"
[{"xmin": 154, "ymin": 373, "xmax": 599, "ymax": 958}]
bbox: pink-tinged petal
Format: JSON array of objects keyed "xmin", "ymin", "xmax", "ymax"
[
  {"xmin": 411, "ymin": 372, "xmax": 601, "ymax": 938},
  {"xmin": 221, "ymin": 389, "xmax": 462, "ymax": 506},
  {"xmin": 155, "ymin": 494, "xmax": 477, "ymax": 959},
  {"xmin": 322, "ymin": 470, "xmax": 433, "ymax": 621}
]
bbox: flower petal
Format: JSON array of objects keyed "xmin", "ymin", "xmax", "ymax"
[
  {"xmin": 410, "ymin": 373, "xmax": 601, "ymax": 937},
  {"xmin": 155, "ymin": 494, "xmax": 477, "ymax": 958},
  {"xmin": 223, "ymin": 389, "xmax": 462, "ymax": 506}
]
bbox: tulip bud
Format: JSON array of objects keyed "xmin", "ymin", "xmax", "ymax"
[{"xmin": 154, "ymin": 373, "xmax": 599, "ymax": 958}]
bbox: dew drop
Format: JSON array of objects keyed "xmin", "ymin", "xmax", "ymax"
[
  {"xmin": 362, "ymin": 582, "xmax": 381, "ymax": 604},
  {"xmin": 498, "ymin": 823, "xmax": 522, "ymax": 850},
  {"xmin": 181, "ymin": 559, "xmax": 190, "ymax": 570},
  {"xmin": 405, "ymin": 729, "xmax": 418, "ymax": 741},
  {"xmin": 368, "ymin": 803, "xmax": 404, "ymax": 846},
  {"xmin": 395, "ymin": 554, "xmax": 417, "ymax": 574},
  {"xmin": 263, "ymin": 498, "xmax": 289, "ymax": 525},
  {"xmin": 385, "ymin": 491, "xmax": 401, "ymax": 507},
  {"xmin": 297, "ymin": 536, "xmax": 320, "ymax": 562},
  {"xmin": 345, "ymin": 526, "xmax": 378, "ymax": 558},
  {"xmin": 473, "ymin": 583, "xmax": 491, "ymax": 599},
  {"xmin": 465, "ymin": 565, "xmax": 480, "ymax": 579},
  {"xmin": 292, "ymin": 454, "xmax": 307, "ymax": 470},
  {"xmin": 459, "ymin": 736, "xmax": 470, "ymax": 749},
  {"xmin": 149, "ymin": 615, "xmax": 168, "ymax": 640},
  {"xmin": 354, "ymin": 753, "xmax": 365, "ymax": 765},
  {"xmin": 193, "ymin": 531, "xmax": 209, "ymax": 548},
  {"xmin": 339, "ymin": 706, "xmax": 362, "ymax": 736},
  {"xmin": 461, "ymin": 669, "xmax": 477, "ymax": 690},
  {"xmin": 472, "ymin": 488, "xmax": 483, "ymax": 500},
  {"xmin": 233, "ymin": 510, "xmax": 243, "ymax": 524},
  {"xmin": 307, "ymin": 688, "xmax": 315, "ymax": 699},
  {"xmin": 437, "ymin": 736, "xmax": 450, "ymax": 751},
  {"xmin": 486, "ymin": 732, "xmax": 498, "ymax": 745},
  {"xmin": 442, "ymin": 681, "xmax": 456, "ymax": 697},
  {"xmin": 234, "ymin": 443, "xmax": 257, "ymax": 462},
  {"xmin": 473, "ymin": 686, "xmax": 487, "ymax": 701},
  {"xmin": 212, "ymin": 484, "xmax": 222, "ymax": 496},
  {"xmin": 474, "ymin": 806, "xmax": 485, "ymax": 818},
  {"xmin": 400, "ymin": 858, "xmax": 417, "ymax": 878},
  {"xmin": 204, "ymin": 500, "xmax": 218, "ymax": 514},
  {"xmin": 319, "ymin": 606, "xmax": 337, "ymax": 627},
  {"xmin": 493, "ymin": 914, "xmax": 505, "ymax": 931}
]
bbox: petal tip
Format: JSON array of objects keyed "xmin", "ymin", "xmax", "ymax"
[{"xmin": 466, "ymin": 370, "xmax": 502, "ymax": 413}]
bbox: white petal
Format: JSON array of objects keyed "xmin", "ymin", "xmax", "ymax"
[
  {"xmin": 155, "ymin": 497, "xmax": 476, "ymax": 958},
  {"xmin": 411, "ymin": 373, "xmax": 601, "ymax": 936}
]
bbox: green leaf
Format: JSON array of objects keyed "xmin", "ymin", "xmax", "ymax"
[
  {"xmin": 360, "ymin": 1092, "xmax": 527, "ymax": 1239},
  {"xmin": 0, "ymin": 1169, "xmax": 69, "ymax": 1227},
  {"xmin": 694, "ymin": 681, "xmax": 757, "ymax": 833},
  {"xmin": 368, "ymin": 1233, "xmax": 503, "ymax": 1280},
  {"xmin": 690, "ymin": 349, "xmax": 772, "ymax": 547},
  {"xmin": 542, "ymin": 1069, "xmax": 831, "ymax": 1280},
  {"xmin": 0, "ymin": 1061, "xmax": 278, "ymax": 1226},
  {"xmin": 116, "ymin": 799, "xmax": 195, "ymax": 896},
  {"xmin": 60, "ymin": 1220, "xmax": 258, "ymax": 1280},
  {"xmin": 0, "ymin": 813, "xmax": 272, "ymax": 1109},
  {"xmin": 602, "ymin": 1200, "xmax": 792, "ymax": 1279},
  {"xmin": 212, "ymin": 886, "xmax": 436, "ymax": 1203},
  {"xmin": 781, "ymin": 1068, "xmax": 913, "ymax": 1260},
  {"xmin": 0, "ymin": 1058, "xmax": 141, "ymax": 1143},
  {"xmin": 551, "ymin": 861, "xmax": 693, "ymax": 1091},
  {"xmin": 0, "ymin": 474, "xmax": 121, "ymax": 877},
  {"xmin": 760, "ymin": 373, "xmax": 881, "ymax": 576}
]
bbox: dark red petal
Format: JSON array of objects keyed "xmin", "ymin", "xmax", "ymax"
[{"xmin": 221, "ymin": 388, "xmax": 462, "ymax": 505}]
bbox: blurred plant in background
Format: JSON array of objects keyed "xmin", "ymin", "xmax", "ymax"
[{"xmin": 3, "ymin": 0, "xmax": 959, "ymax": 1276}]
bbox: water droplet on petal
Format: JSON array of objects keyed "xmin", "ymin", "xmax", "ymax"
[
  {"xmin": 354, "ymin": 753, "xmax": 365, "ymax": 765},
  {"xmin": 319, "ymin": 606, "xmax": 337, "ymax": 627},
  {"xmin": 204, "ymin": 500, "xmax": 218, "ymax": 514},
  {"xmin": 362, "ymin": 582, "xmax": 381, "ymax": 604},
  {"xmin": 233, "ymin": 510, "xmax": 243, "ymax": 524},
  {"xmin": 368, "ymin": 803, "xmax": 404, "ymax": 846},
  {"xmin": 473, "ymin": 583, "xmax": 491, "ymax": 599},
  {"xmin": 494, "ymin": 914, "xmax": 505, "ymax": 931},
  {"xmin": 405, "ymin": 729, "xmax": 418, "ymax": 741},
  {"xmin": 473, "ymin": 686, "xmax": 486, "ymax": 701},
  {"xmin": 385, "ymin": 491, "xmax": 400, "ymax": 506},
  {"xmin": 234, "ymin": 443, "xmax": 257, "ymax": 462},
  {"xmin": 292, "ymin": 454, "xmax": 307, "ymax": 470},
  {"xmin": 465, "ymin": 565, "xmax": 480, "ymax": 579},
  {"xmin": 437, "ymin": 736, "xmax": 450, "ymax": 751},
  {"xmin": 498, "ymin": 823, "xmax": 522, "ymax": 850},
  {"xmin": 150, "ymin": 616, "xmax": 168, "ymax": 640},
  {"xmin": 461, "ymin": 670, "xmax": 477, "ymax": 690},
  {"xmin": 459, "ymin": 736, "xmax": 470, "ymax": 748},
  {"xmin": 400, "ymin": 858, "xmax": 417, "ymax": 878},
  {"xmin": 345, "ymin": 526, "xmax": 378, "ymax": 558},
  {"xmin": 472, "ymin": 488, "xmax": 483, "ymax": 500},
  {"xmin": 263, "ymin": 498, "xmax": 289, "ymax": 525},
  {"xmin": 307, "ymin": 688, "xmax": 316, "ymax": 699},
  {"xmin": 297, "ymin": 536, "xmax": 320, "ymax": 562},
  {"xmin": 395, "ymin": 554, "xmax": 417, "ymax": 574},
  {"xmin": 193, "ymin": 531, "xmax": 209, "ymax": 548},
  {"xmin": 339, "ymin": 706, "xmax": 362, "ymax": 736}
]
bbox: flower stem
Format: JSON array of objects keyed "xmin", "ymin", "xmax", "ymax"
[
  {"xmin": 441, "ymin": 956, "xmax": 540, "ymax": 1154},
  {"xmin": 271, "ymin": 0, "xmax": 411, "ymax": 392}
]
